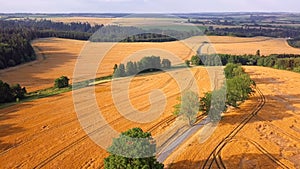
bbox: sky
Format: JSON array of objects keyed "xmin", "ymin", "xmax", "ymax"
[{"xmin": 0, "ymin": 0, "xmax": 299, "ymax": 13}]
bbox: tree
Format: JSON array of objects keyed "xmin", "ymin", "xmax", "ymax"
[
  {"xmin": 54, "ymin": 76, "xmax": 70, "ymax": 88},
  {"xmin": 162, "ymin": 59, "xmax": 171, "ymax": 69},
  {"xmin": 199, "ymin": 92, "xmax": 212, "ymax": 114},
  {"xmin": 185, "ymin": 60, "xmax": 191, "ymax": 67},
  {"xmin": 224, "ymin": 63, "xmax": 239, "ymax": 79},
  {"xmin": 126, "ymin": 61, "xmax": 137, "ymax": 76},
  {"xmin": 11, "ymin": 84, "xmax": 26, "ymax": 99},
  {"xmin": 113, "ymin": 64, "xmax": 118, "ymax": 73},
  {"xmin": 119, "ymin": 64, "xmax": 126, "ymax": 77},
  {"xmin": 0, "ymin": 80, "xmax": 14, "ymax": 103},
  {"xmin": 256, "ymin": 49, "xmax": 261, "ymax": 56},
  {"xmin": 191, "ymin": 55, "xmax": 201, "ymax": 66},
  {"xmin": 104, "ymin": 128, "xmax": 163, "ymax": 169},
  {"xmin": 226, "ymin": 74, "xmax": 254, "ymax": 107},
  {"xmin": 173, "ymin": 90, "xmax": 199, "ymax": 126}
]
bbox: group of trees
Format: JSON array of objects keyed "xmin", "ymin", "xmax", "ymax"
[
  {"xmin": 224, "ymin": 63, "xmax": 255, "ymax": 107},
  {"xmin": 0, "ymin": 80, "xmax": 26, "ymax": 103},
  {"xmin": 173, "ymin": 64, "xmax": 255, "ymax": 124},
  {"xmin": 104, "ymin": 127, "xmax": 163, "ymax": 169},
  {"xmin": 113, "ymin": 56, "xmax": 171, "ymax": 78}
]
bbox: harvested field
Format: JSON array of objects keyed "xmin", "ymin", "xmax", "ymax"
[
  {"xmin": 44, "ymin": 17, "xmax": 116, "ymax": 26},
  {"xmin": 1, "ymin": 36, "xmax": 299, "ymax": 92},
  {"xmin": 0, "ymin": 66, "xmax": 212, "ymax": 168},
  {"xmin": 1, "ymin": 36, "xmax": 300, "ymax": 169},
  {"xmin": 185, "ymin": 36, "xmax": 300, "ymax": 56},
  {"xmin": 164, "ymin": 66, "xmax": 300, "ymax": 169},
  {"xmin": 0, "ymin": 38, "xmax": 86, "ymax": 92}
]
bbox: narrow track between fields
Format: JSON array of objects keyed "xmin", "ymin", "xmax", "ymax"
[{"xmin": 201, "ymin": 87, "xmax": 289, "ymax": 169}]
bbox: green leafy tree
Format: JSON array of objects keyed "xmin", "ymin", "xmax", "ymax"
[
  {"xmin": 226, "ymin": 74, "xmax": 254, "ymax": 107},
  {"xmin": 199, "ymin": 92, "xmax": 212, "ymax": 114},
  {"xmin": 126, "ymin": 61, "xmax": 137, "ymax": 76},
  {"xmin": 173, "ymin": 90, "xmax": 199, "ymax": 126},
  {"xmin": 0, "ymin": 80, "xmax": 14, "ymax": 103},
  {"xmin": 162, "ymin": 59, "xmax": 171, "ymax": 69},
  {"xmin": 104, "ymin": 128, "xmax": 163, "ymax": 169},
  {"xmin": 113, "ymin": 67, "xmax": 122, "ymax": 78},
  {"xmin": 119, "ymin": 64, "xmax": 126, "ymax": 77},
  {"xmin": 191, "ymin": 55, "xmax": 201, "ymax": 66},
  {"xmin": 11, "ymin": 84, "xmax": 26, "ymax": 99},
  {"xmin": 54, "ymin": 76, "xmax": 70, "ymax": 88},
  {"xmin": 199, "ymin": 89, "xmax": 226, "ymax": 122},
  {"xmin": 224, "ymin": 63, "xmax": 240, "ymax": 79},
  {"xmin": 185, "ymin": 60, "xmax": 191, "ymax": 67}
]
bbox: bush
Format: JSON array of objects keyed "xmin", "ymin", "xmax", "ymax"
[
  {"xmin": 54, "ymin": 76, "xmax": 70, "ymax": 88},
  {"xmin": 0, "ymin": 80, "xmax": 27, "ymax": 103},
  {"xmin": 11, "ymin": 84, "xmax": 27, "ymax": 99},
  {"xmin": 293, "ymin": 66, "xmax": 300, "ymax": 73}
]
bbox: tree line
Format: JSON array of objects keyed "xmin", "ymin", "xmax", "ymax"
[
  {"xmin": 90, "ymin": 25, "xmax": 202, "ymax": 42},
  {"xmin": 113, "ymin": 56, "xmax": 171, "ymax": 78},
  {"xmin": 205, "ymin": 26, "xmax": 300, "ymax": 39},
  {"xmin": 190, "ymin": 53, "xmax": 300, "ymax": 73}
]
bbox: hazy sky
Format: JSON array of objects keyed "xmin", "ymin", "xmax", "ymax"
[{"xmin": 0, "ymin": 0, "xmax": 299, "ymax": 13}]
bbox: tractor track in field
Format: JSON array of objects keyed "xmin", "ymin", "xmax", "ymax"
[
  {"xmin": 0, "ymin": 70, "xmax": 185, "ymax": 157},
  {"xmin": 32, "ymin": 69, "xmax": 201, "ymax": 168},
  {"xmin": 201, "ymin": 87, "xmax": 289, "ymax": 169}
]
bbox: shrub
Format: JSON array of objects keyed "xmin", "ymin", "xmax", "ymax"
[{"xmin": 54, "ymin": 76, "xmax": 70, "ymax": 88}]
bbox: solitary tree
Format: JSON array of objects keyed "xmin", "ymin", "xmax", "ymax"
[
  {"xmin": 256, "ymin": 49, "xmax": 261, "ymax": 56},
  {"xmin": 104, "ymin": 128, "xmax": 164, "ymax": 169},
  {"xmin": 54, "ymin": 76, "xmax": 69, "ymax": 88}
]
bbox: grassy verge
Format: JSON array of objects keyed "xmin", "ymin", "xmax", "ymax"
[{"xmin": 0, "ymin": 75, "xmax": 113, "ymax": 109}]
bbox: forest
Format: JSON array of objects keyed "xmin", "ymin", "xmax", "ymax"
[
  {"xmin": 0, "ymin": 19, "xmax": 103, "ymax": 69},
  {"xmin": 205, "ymin": 26, "xmax": 300, "ymax": 40}
]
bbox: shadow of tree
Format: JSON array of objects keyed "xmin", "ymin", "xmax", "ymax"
[{"xmin": 0, "ymin": 105, "xmax": 28, "ymax": 152}]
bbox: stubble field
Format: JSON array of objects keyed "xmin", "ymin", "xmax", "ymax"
[{"xmin": 1, "ymin": 35, "xmax": 300, "ymax": 168}]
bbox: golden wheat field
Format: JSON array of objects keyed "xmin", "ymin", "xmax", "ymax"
[
  {"xmin": 165, "ymin": 66, "xmax": 300, "ymax": 169},
  {"xmin": 1, "ymin": 36, "xmax": 300, "ymax": 92},
  {"xmin": 1, "ymin": 35, "xmax": 300, "ymax": 168}
]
